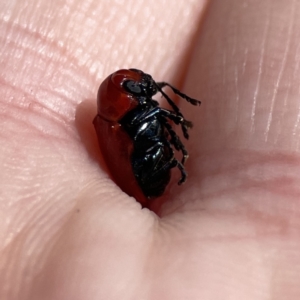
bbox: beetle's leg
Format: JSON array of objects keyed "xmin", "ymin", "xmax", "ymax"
[
  {"xmin": 129, "ymin": 118, "xmax": 187, "ymax": 190},
  {"xmin": 158, "ymin": 108, "xmax": 188, "ymax": 125},
  {"xmin": 126, "ymin": 106, "xmax": 161, "ymax": 126},
  {"xmin": 151, "ymin": 108, "xmax": 191, "ymax": 140},
  {"xmin": 149, "ymin": 138, "xmax": 187, "ymax": 185},
  {"xmin": 125, "ymin": 106, "xmax": 189, "ymax": 137},
  {"xmin": 154, "ymin": 91, "xmax": 191, "ymax": 139},
  {"xmin": 176, "ymin": 160, "xmax": 187, "ymax": 185},
  {"xmin": 121, "ymin": 104, "xmax": 192, "ymax": 141},
  {"xmin": 156, "ymin": 82, "xmax": 201, "ymax": 106},
  {"xmin": 134, "ymin": 122, "xmax": 187, "ymax": 185},
  {"xmin": 128, "ymin": 106, "xmax": 192, "ymax": 140},
  {"xmin": 163, "ymin": 138, "xmax": 187, "ymax": 184},
  {"xmin": 151, "ymin": 155, "xmax": 187, "ymax": 185},
  {"xmin": 162, "ymin": 118, "xmax": 189, "ymax": 165},
  {"xmin": 143, "ymin": 141, "xmax": 165, "ymax": 155},
  {"xmin": 154, "ymin": 83, "xmax": 200, "ymax": 138},
  {"xmin": 159, "ymin": 108, "xmax": 193, "ymax": 139}
]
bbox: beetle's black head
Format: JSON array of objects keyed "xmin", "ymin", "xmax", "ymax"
[{"xmin": 123, "ymin": 69, "xmax": 158, "ymax": 100}]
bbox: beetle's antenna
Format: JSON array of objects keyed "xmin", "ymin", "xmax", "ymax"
[
  {"xmin": 156, "ymin": 82, "xmax": 201, "ymax": 106},
  {"xmin": 154, "ymin": 82, "xmax": 181, "ymax": 114}
]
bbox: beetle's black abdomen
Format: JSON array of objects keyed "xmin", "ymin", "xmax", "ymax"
[
  {"xmin": 121, "ymin": 106, "xmax": 172, "ymax": 198},
  {"xmin": 131, "ymin": 143, "xmax": 172, "ymax": 198}
]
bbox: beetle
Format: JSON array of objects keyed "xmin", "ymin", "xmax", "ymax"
[{"xmin": 93, "ymin": 69, "xmax": 200, "ymax": 207}]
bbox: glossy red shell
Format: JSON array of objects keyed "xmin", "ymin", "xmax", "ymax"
[
  {"xmin": 97, "ymin": 69, "xmax": 141, "ymax": 122},
  {"xmin": 93, "ymin": 69, "xmax": 148, "ymax": 206}
]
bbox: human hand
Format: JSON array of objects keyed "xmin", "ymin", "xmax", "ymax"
[{"xmin": 1, "ymin": 0, "xmax": 300, "ymax": 299}]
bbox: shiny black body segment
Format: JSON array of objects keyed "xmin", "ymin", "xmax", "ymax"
[{"xmin": 119, "ymin": 69, "xmax": 201, "ymax": 199}]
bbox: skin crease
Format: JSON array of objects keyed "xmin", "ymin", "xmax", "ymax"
[{"xmin": 1, "ymin": 0, "xmax": 300, "ymax": 299}]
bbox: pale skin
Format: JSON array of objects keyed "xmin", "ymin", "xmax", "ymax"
[{"xmin": 1, "ymin": 0, "xmax": 300, "ymax": 299}]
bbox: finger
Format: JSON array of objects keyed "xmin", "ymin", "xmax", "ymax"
[
  {"xmin": 168, "ymin": 0, "xmax": 300, "ymax": 215},
  {"xmin": 160, "ymin": 2, "xmax": 300, "ymax": 298},
  {"xmin": 0, "ymin": 1, "xmax": 207, "ymax": 297},
  {"xmin": 188, "ymin": 0, "xmax": 300, "ymax": 153}
]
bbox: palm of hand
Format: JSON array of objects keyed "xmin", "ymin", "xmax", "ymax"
[{"xmin": 1, "ymin": 1, "xmax": 300, "ymax": 299}]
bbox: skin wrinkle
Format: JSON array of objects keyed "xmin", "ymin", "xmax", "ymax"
[
  {"xmin": 231, "ymin": 11, "xmax": 238, "ymax": 57},
  {"xmin": 200, "ymin": 172, "xmax": 300, "ymax": 208},
  {"xmin": 2, "ymin": 0, "xmax": 300, "ymax": 299},
  {"xmin": 250, "ymin": 0, "xmax": 270, "ymax": 134},
  {"xmin": 293, "ymin": 109, "xmax": 300, "ymax": 151},
  {"xmin": 2, "ymin": 218, "xmax": 63, "ymax": 299},
  {"xmin": 265, "ymin": 0, "xmax": 296, "ymax": 141},
  {"xmin": 242, "ymin": 47, "xmax": 248, "ymax": 76},
  {"xmin": 2, "ymin": 182, "xmax": 110, "ymax": 298},
  {"xmin": 0, "ymin": 22, "xmax": 96, "ymax": 91},
  {"xmin": 234, "ymin": 66, "xmax": 239, "ymax": 125},
  {"xmin": 168, "ymin": 146, "xmax": 300, "ymax": 221},
  {"xmin": 0, "ymin": 25, "xmax": 96, "ymax": 143},
  {"xmin": 275, "ymin": 80, "xmax": 291, "ymax": 145},
  {"xmin": 0, "ymin": 103, "xmax": 76, "ymax": 142},
  {"xmin": 222, "ymin": 51, "xmax": 227, "ymax": 86},
  {"xmin": 292, "ymin": 41, "xmax": 300, "ymax": 79},
  {"xmin": 292, "ymin": 41, "xmax": 300, "ymax": 145}
]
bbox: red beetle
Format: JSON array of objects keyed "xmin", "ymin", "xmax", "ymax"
[{"xmin": 93, "ymin": 69, "xmax": 200, "ymax": 207}]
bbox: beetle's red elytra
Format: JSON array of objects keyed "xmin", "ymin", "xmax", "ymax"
[{"xmin": 93, "ymin": 69, "xmax": 200, "ymax": 207}]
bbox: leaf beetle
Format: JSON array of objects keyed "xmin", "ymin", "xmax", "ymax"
[{"xmin": 93, "ymin": 69, "xmax": 200, "ymax": 207}]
